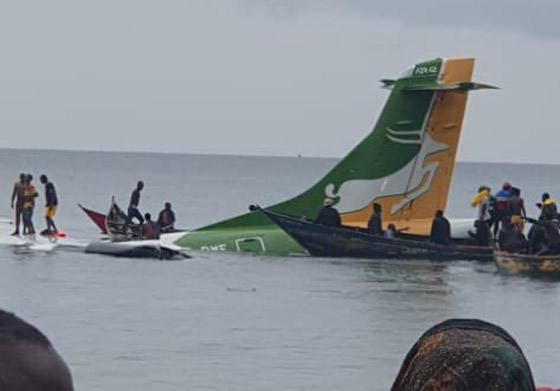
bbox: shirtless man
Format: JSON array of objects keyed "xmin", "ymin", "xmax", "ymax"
[
  {"xmin": 509, "ymin": 187, "xmax": 526, "ymax": 232},
  {"xmin": 10, "ymin": 173, "xmax": 26, "ymax": 235},
  {"xmin": 127, "ymin": 181, "xmax": 145, "ymax": 225}
]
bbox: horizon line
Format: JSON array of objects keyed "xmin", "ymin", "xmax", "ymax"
[{"xmin": 0, "ymin": 146, "xmax": 555, "ymax": 166}]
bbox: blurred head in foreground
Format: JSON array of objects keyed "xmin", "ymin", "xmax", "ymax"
[
  {"xmin": 390, "ymin": 318, "xmax": 535, "ymax": 391},
  {"xmin": 0, "ymin": 309, "xmax": 73, "ymax": 391}
]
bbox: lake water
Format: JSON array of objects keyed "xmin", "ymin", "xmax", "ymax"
[{"xmin": 1, "ymin": 149, "xmax": 559, "ymax": 390}]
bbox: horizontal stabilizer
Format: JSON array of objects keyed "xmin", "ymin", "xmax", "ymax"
[
  {"xmin": 403, "ymin": 81, "xmax": 498, "ymax": 91},
  {"xmin": 380, "ymin": 79, "xmax": 396, "ymax": 89}
]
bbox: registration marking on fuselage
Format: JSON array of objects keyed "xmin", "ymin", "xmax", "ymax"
[{"xmin": 200, "ymin": 244, "xmax": 227, "ymax": 251}]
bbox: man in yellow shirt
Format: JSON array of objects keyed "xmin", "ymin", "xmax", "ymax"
[{"xmin": 22, "ymin": 174, "xmax": 38, "ymax": 235}]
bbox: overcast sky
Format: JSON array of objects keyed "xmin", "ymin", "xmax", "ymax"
[{"xmin": 1, "ymin": 0, "xmax": 559, "ymax": 163}]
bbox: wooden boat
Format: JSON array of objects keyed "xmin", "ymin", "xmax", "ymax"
[
  {"xmin": 78, "ymin": 198, "xmax": 140, "ymax": 239},
  {"xmin": 494, "ymin": 251, "xmax": 560, "ymax": 277},
  {"xmin": 79, "ymin": 198, "xmax": 184, "ymax": 239},
  {"xmin": 78, "ymin": 203, "xmax": 108, "ymax": 234},
  {"xmin": 105, "ymin": 198, "xmax": 141, "ymax": 240},
  {"xmin": 262, "ymin": 209, "xmax": 492, "ymax": 262}
]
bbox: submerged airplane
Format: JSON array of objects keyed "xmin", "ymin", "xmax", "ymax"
[{"xmin": 175, "ymin": 57, "xmax": 496, "ymax": 256}]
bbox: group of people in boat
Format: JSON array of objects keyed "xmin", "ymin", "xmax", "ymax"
[
  {"xmin": 10, "ymin": 173, "xmax": 58, "ymax": 236},
  {"xmin": 471, "ymin": 182, "xmax": 560, "ymax": 255},
  {"xmin": 124, "ymin": 180, "xmax": 176, "ymax": 239},
  {"xmin": 314, "ymin": 197, "xmax": 452, "ymax": 245},
  {"xmin": 313, "ymin": 183, "xmax": 560, "ymax": 255}
]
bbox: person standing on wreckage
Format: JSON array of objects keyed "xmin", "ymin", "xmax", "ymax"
[
  {"xmin": 40, "ymin": 174, "xmax": 59, "ymax": 235},
  {"xmin": 22, "ymin": 174, "xmax": 39, "ymax": 235},
  {"xmin": 126, "ymin": 181, "xmax": 145, "ymax": 226},
  {"xmin": 10, "ymin": 173, "xmax": 26, "ymax": 236}
]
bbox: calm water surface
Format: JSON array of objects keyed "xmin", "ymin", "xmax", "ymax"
[{"xmin": 0, "ymin": 149, "xmax": 559, "ymax": 390}]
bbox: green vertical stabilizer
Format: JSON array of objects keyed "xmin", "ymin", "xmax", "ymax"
[{"xmin": 176, "ymin": 59, "xmax": 446, "ymax": 255}]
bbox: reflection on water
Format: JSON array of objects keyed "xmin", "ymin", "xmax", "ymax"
[{"xmin": 1, "ymin": 245, "xmax": 560, "ymax": 390}]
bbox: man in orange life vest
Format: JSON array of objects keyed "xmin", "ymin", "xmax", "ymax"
[{"xmin": 157, "ymin": 202, "xmax": 176, "ymax": 233}]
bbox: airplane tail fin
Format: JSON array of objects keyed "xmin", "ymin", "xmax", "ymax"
[
  {"xmin": 272, "ymin": 57, "xmax": 495, "ymax": 234},
  {"xmin": 178, "ymin": 57, "xmax": 496, "ymax": 253}
]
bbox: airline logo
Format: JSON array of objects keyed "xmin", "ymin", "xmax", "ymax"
[{"xmin": 324, "ymin": 131, "xmax": 448, "ymax": 215}]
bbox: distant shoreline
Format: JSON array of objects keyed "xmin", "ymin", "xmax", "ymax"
[{"xmin": 0, "ymin": 147, "xmax": 555, "ymax": 167}]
